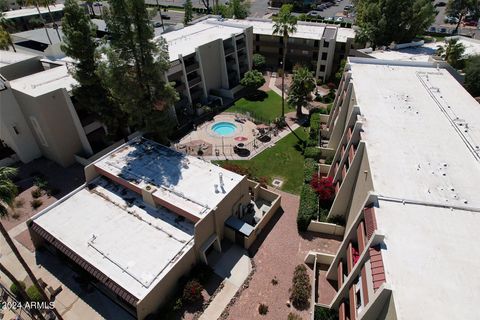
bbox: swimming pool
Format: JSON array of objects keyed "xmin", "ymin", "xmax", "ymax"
[{"xmin": 211, "ymin": 122, "xmax": 237, "ymax": 136}]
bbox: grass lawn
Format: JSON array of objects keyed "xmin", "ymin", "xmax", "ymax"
[
  {"xmin": 214, "ymin": 127, "xmax": 308, "ymax": 194},
  {"xmin": 225, "ymin": 90, "xmax": 294, "ymax": 123}
]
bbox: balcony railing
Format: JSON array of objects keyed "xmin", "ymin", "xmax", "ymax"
[
  {"xmin": 188, "ymin": 76, "xmax": 201, "ymax": 87},
  {"xmin": 224, "ymin": 46, "xmax": 235, "ymax": 56},
  {"xmin": 185, "ymin": 62, "xmax": 199, "ymax": 74}
]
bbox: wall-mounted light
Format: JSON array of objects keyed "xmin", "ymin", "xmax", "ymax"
[{"xmin": 12, "ymin": 125, "xmax": 19, "ymax": 135}]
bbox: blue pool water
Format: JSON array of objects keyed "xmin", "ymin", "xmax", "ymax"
[{"xmin": 212, "ymin": 122, "xmax": 237, "ymax": 136}]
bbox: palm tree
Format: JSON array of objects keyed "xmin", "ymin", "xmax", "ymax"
[
  {"xmin": 0, "ymin": 12, "xmax": 16, "ymax": 52},
  {"xmin": 0, "ymin": 167, "xmax": 63, "ymax": 320},
  {"xmin": 25, "ymin": 0, "xmax": 53, "ymax": 45},
  {"xmin": 41, "ymin": 0, "xmax": 62, "ymax": 42},
  {"xmin": 436, "ymin": 38, "xmax": 465, "ymax": 69},
  {"xmin": 273, "ymin": 4, "xmax": 297, "ymax": 118},
  {"xmin": 288, "ymin": 66, "xmax": 316, "ymax": 117}
]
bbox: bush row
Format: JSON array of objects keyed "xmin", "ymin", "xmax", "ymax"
[
  {"xmin": 290, "ymin": 264, "xmax": 311, "ymax": 309},
  {"xmin": 303, "ymin": 158, "xmax": 318, "ymax": 183},
  {"xmin": 297, "ymin": 183, "xmax": 318, "ymax": 232},
  {"xmin": 304, "ymin": 147, "xmax": 322, "ymax": 161}
]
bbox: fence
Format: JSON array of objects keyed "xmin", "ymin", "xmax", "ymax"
[{"xmin": 0, "ymin": 282, "xmax": 34, "ymax": 320}]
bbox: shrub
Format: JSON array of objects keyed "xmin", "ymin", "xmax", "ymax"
[
  {"xmin": 30, "ymin": 199, "xmax": 43, "ymax": 210},
  {"xmin": 304, "ymin": 158, "xmax": 318, "ymax": 183},
  {"xmin": 257, "ymin": 176, "xmax": 269, "ymax": 188},
  {"xmin": 173, "ymin": 298, "xmax": 183, "ymax": 311},
  {"xmin": 290, "ymin": 265, "xmax": 311, "ymax": 309},
  {"xmin": 26, "ymin": 285, "xmax": 43, "ymax": 302},
  {"xmin": 311, "ymin": 175, "xmax": 335, "ymax": 204},
  {"xmin": 271, "ymin": 276, "xmax": 278, "ymax": 285},
  {"xmin": 33, "ymin": 176, "xmax": 49, "ymax": 190},
  {"xmin": 31, "ymin": 188, "xmax": 42, "ymax": 199},
  {"xmin": 327, "ymin": 82, "xmax": 336, "ymax": 89},
  {"xmin": 182, "ymin": 279, "xmax": 203, "ymax": 303},
  {"xmin": 258, "ymin": 303, "xmax": 269, "ymax": 315},
  {"xmin": 10, "ymin": 281, "xmax": 26, "ymax": 299},
  {"xmin": 288, "ymin": 312, "xmax": 303, "ymax": 320},
  {"xmin": 190, "ymin": 263, "xmax": 212, "ymax": 285},
  {"xmin": 14, "ymin": 198, "xmax": 25, "ymax": 208},
  {"xmin": 314, "ymin": 305, "xmax": 339, "ymax": 320},
  {"xmin": 297, "ymin": 184, "xmax": 318, "ymax": 231},
  {"xmin": 327, "ymin": 214, "xmax": 346, "ymax": 226},
  {"xmin": 304, "ymin": 147, "xmax": 321, "ymax": 161},
  {"xmin": 221, "ymin": 163, "xmax": 253, "ymax": 179},
  {"xmin": 325, "ymin": 154, "xmax": 334, "ymax": 165}
]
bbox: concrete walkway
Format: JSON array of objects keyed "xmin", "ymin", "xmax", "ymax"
[{"xmin": 199, "ymin": 245, "xmax": 251, "ymax": 320}]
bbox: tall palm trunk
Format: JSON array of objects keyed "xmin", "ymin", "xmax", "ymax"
[
  {"xmin": 7, "ymin": 33, "xmax": 16, "ymax": 52},
  {"xmin": 0, "ymin": 263, "xmax": 46, "ymax": 320},
  {"xmin": 45, "ymin": 4, "xmax": 61, "ymax": 42},
  {"xmin": 0, "ymin": 222, "xmax": 63, "ymax": 320},
  {"xmin": 33, "ymin": 2, "xmax": 52, "ymax": 45}
]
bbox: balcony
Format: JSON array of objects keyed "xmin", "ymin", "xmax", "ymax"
[
  {"xmin": 236, "ymin": 42, "xmax": 246, "ymax": 50},
  {"xmin": 174, "ymin": 81, "xmax": 186, "ymax": 92},
  {"xmin": 185, "ymin": 61, "xmax": 199, "ymax": 74},
  {"xmin": 224, "ymin": 46, "xmax": 235, "ymax": 56},
  {"xmin": 190, "ymin": 88, "xmax": 204, "ymax": 102},
  {"xmin": 187, "ymin": 75, "xmax": 201, "ymax": 87}
]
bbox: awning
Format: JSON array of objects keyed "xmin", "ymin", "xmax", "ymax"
[{"xmin": 225, "ymin": 216, "xmax": 254, "ymax": 237}]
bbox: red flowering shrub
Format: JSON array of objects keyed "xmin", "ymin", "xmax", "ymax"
[
  {"xmin": 327, "ymin": 82, "xmax": 337, "ymax": 89},
  {"xmin": 182, "ymin": 280, "xmax": 203, "ymax": 303},
  {"xmin": 310, "ymin": 175, "xmax": 335, "ymax": 203}
]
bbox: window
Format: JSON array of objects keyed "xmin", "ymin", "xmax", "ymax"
[
  {"xmin": 341, "ymin": 43, "xmax": 346, "ymax": 50},
  {"xmin": 320, "ymin": 65, "xmax": 326, "ymax": 72},
  {"xmin": 321, "ymin": 52, "xmax": 328, "ymax": 60},
  {"xmin": 314, "ymin": 40, "xmax": 319, "ymax": 48},
  {"xmin": 256, "ymin": 46, "xmax": 260, "ymax": 52},
  {"xmin": 30, "ymin": 117, "xmax": 48, "ymax": 147},
  {"xmin": 323, "ymin": 41, "xmax": 329, "ymax": 48},
  {"xmin": 256, "ymin": 34, "xmax": 259, "ymax": 41}
]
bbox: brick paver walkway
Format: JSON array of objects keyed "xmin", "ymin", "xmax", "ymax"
[{"xmin": 226, "ymin": 190, "xmax": 341, "ymax": 320}]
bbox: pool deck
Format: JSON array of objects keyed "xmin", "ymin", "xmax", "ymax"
[{"xmin": 175, "ymin": 112, "xmax": 303, "ymax": 160}]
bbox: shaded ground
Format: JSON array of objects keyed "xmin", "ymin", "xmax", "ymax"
[
  {"xmin": 3, "ymin": 158, "xmax": 84, "ymax": 232},
  {"xmin": 214, "ymin": 128, "xmax": 308, "ymax": 194},
  {"xmin": 226, "ymin": 190, "xmax": 341, "ymax": 320}
]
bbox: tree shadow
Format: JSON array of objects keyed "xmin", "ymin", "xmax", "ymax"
[
  {"xmin": 244, "ymin": 90, "xmax": 268, "ymax": 102},
  {"xmin": 298, "ymin": 230, "xmax": 343, "ymax": 242}
]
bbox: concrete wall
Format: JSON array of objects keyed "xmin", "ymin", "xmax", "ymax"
[
  {"xmin": 194, "ymin": 211, "xmax": 216, "ymax": 255},
  {"xmin": 12, "ymin": 88, "xmax": 87, "ymax": 166},
  {"xmin": 308, "ymin": 221, "xmax": 345, "ymax": 236},
  {"xmin": 0, "ymin": 57, "xmax": 43, "ymax": 80},
  {"xmin": 197, "ymin": 39, "xmax": 227, "ymax": 94},
  {"xmin": 0, "ymin": 86, "xmax": 41, "ymax": 163},
  {"xmin": 137, "ymin": 244, "xmax": 197, "ymax": 320},
  {"xmin": 244, "ymin": 187, "xmax": 280, "ymax": 249}
]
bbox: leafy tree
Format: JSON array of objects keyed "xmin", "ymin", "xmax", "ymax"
[
  {"xmin": 101, "ymin": 0, "xmax": 178, "ymax": 141},
  {"xmin": 464, "ymin": 55, "xmax": 480, "ymax": 96},
  {"xmin": 288, "ymin": 66, "xmax": 316, "ymax": 117},
  {"xmin": 0, "ymin": 0, "xmax": 8, "ymax": 11},
  {"xmin": 228, "ymin": 0, "xmax": 249, "ymax": 19},
  {"xmin": 273, "ymin": 4, "xmax": 297, "ymax": 118},
  {"xmin": 334, "ymin": 58, "xmax": 347, "ymax": 85},
  {"xmin": 446, "ymin": 0, "xmax": 480, "ymax": 34},
  {"xmin": 200, "ymin": 0, "xmax": 211, "ymax": 13},
  {"xmin": 0, "ymin": 167, "xmax": 61, "ymax": 320},
  {"xmin": 240, "ymin": 70, "xmax": 265, "ymax": 90},
  {"xmin": 252, "ymin": 53, "xmax": 266, "ymax": 70},
  {"xmin": 184, "ymin": 0, "xmax": 193, "ymax": 25},
  {"xmin": 212, "ymin": 3, "xmax": 228, "ymax": 16},
  {"xmin": 62, "ymin": 0, "xmax": 127, "ymax": 139},
  {"xmin": 0, "ymin": 12, "xmax": 16, "ymax": 52},
  {"xmin": 436, "ymin": 38, "xmax": 465, "ymax": 69},
  {"xmin": 354, "ymin": 0, "xmax": 436, "ymax": 47}
]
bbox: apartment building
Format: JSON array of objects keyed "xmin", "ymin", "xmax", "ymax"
[
  {"xmin": 313, "ymin": 58, "xmax": 480, "ymax": 319},
  {"xmin": 228, "ymin": 18, "xmax": 356, "ymax": 81},
  {"xmin": 29, "ymin": 137, "xmax": 280, "ymax": 319},
  {"xmin": 160, "ymin": 18, "xmax": 253, "ymax": 125}
]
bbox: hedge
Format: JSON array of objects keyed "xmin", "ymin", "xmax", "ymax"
[
  {"xmin": 304, "ymin": 158, "xmax": 318, "ymax": 183},
  {"xmin": 297, "ymin": 184, "xmax": 318, "ymax": 231},
  {"xmin": 290, "ymin": 265, "xmax": 311, "ymax": 309},
  {"xmin": 10, "ymin": 281, "xmax": 26, "ymax": 299},
  {"xmin": 304, "ymin": 147, "xmax": 321, "ymax": 161},
  {"xmin": 26, "ymin": 285, "xmax": 43, "ymax": 302}
]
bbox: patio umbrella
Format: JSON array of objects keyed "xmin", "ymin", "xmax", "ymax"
[{"xmin": 234, "ymin": 136, "xmax": 248, "ymax": 141}]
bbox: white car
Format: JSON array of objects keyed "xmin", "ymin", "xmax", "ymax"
[
  {"xmin": 324, "ymin": 16, "xmax": 335, "ymax": 22},
  {"xmin": 308, "ymin": 11, "xmax": 322, "ymax": 17},
  {"xmin": 335, "ymin": 16, "xmax": 344, "ymax": 22}
]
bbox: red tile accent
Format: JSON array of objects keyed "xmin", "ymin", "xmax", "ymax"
[
  {"xmin": 339, "ymin": 302, "xmax": 346, "ymax": 320},
  {"xmin": 369, "ymin": 245, "xmax": 386, "ymax": 291},
  {"xmin": 356, "ymin": 221, "xmax": 366, "ymax": 253},
  {"xmin": 341, "ymin": 165, "xmax": 347, "ymax": 180},
  {"xmin": 361, "ymin": 267, "xmax": 369, "ymax": 305},
  {"xmin": 364, "ymin": 207, "xmax": 377, "ymax": 240},
  {"xmin": 348, "ymin": 145, "xmax": 356, "ymax": 165},
  {"xmin": 349, "ymin": 286, "xmax": 357, "ymax": 320},
  {"xmin": 337, "ymin": 261, "xmax": 344, "ymax": 289},
  {"xmin": 347, "ymin": 242, "xmax": 354, "ymax": 273},
  {"xmin": 347, "ymin": 127, "xmax": 352, "ymax": 141},
  {"xmin": 335, "ymin": 181, "xmax": 340, "ymax": 194}
]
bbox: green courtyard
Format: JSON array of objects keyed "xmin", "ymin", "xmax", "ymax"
[
  {"xmin": 214, "ymin": 128, "xmax": 308, "ymax": 194},
  {"xmin": 225, "ymin": 90, "xmax": 294, "ymax": 123}
]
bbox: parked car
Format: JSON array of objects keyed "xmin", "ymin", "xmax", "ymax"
[
  {"xmin": 151, "ymin": 21, "xmax": 162, "ymax": 28},
  {"xmin": 434, "ymin": 1, "xmax": 446, "ymax": 7},
  {"xmin": 316, "ymin": 4, "xmax": 326, "ymax": 10},
  {"xmin": 444, "ymin": 16, "xmax": 459, "ymax": 24},
  {"xmin": 307, "ymin": 10, "xmax": 323, "ymax": 17},
  {"xmin": 161, "ymin": 14, "xmax": 171, "ymax": 20},
  {"xmin": 324, "ymin": 16, "xmax": 335, "ymax": 22},
  {"xmin": 335, "ymin": 16, "xmax": 344, "ymax": 22},
  {"xmin": 464, "ymin": 20, "xmax": 478, "ymax": 27},
  {"xmin": 344, "ymin": 4, "xmax": 353, "ymax": 10},
  {"xmin": 93, "ymin": 2, "xmax": 102, "ymax": 6}
]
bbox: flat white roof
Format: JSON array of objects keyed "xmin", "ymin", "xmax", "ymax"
[
  {"xmin": 3, "ymin": 4, "xmax": 64, "ymax": 19},
  {"xmin": 375, "ymin": 200, "xmax": 480, "ymax": 319},
  {"xmin": 348, "ymin": 59, "xmax": 480, "ymax": 208},
  {"xmin": 12, "ymin": 27, "xmax": 64, "ymax": 45},
  {"xmin": 9, "ymin": 64, "xmax": 76, "ymax": 97},
  {"xmin": 336, "ymin": 27, "xmax": 355, "ymax": 43},
  {"xmin": 365, "ymin": 42, "xmax": 439, "ymax": 62},
  {"xmin": 229, "ymin": 19, "xmax": 326, "ymax": 40},
  {"xmin": 33, "ymin": 177, "xmax": 195, "ymax": 300},
  {"xmin": 0, "ymin": 50, "xmax": 38, "ymax": 68},
  {"xmin": 160, "ymin": 19, "xmax": 246, "ymax": 61},
  {"xmin": 94, "ymin": 138, "xmax": 245, "ymax": 219}
]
